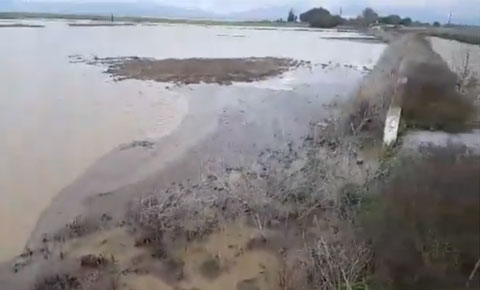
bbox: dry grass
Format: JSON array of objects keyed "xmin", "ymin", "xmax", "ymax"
[
  {"xmin": 453, "ymin": 52, "xmax": 480, "ymax": 110},
  {"xmin": 399, "ymin": 59, "xmax": 475, "ymax": 130},
  {"xmin": 359, "ymin": 146, "xmax": 480, "ymax": 290},
  {"xmin": 127, "ymin": 124, "xmax": 366, "ymax": 240}
]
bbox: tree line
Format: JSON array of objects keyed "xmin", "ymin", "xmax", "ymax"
[{"xmin": 286, "ymin": 7, "xmax": 441, "ymax": 28}]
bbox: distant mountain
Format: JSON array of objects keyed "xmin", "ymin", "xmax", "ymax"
[
  {"xmin": 0, "ymin": 1, "xmax": 304, "ymax": 21},
  {"xmin": 227, "ymin": 5, "xmax": 296, "ymax": 21},
  {"xmin": 0, "ymin": 1, "xmax": 219, "ymax": 19}
]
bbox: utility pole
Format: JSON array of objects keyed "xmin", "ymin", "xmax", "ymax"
[
  {"xmin": 340, "ymin": 7, "xmax": 343, "ymax": 16},
  {"xmin": 447, "ymin": 10, "xmax": 452, "ymax": 25}
]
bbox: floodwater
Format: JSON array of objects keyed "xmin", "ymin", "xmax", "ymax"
[
  {"xmin": 0, "ymin": 20, "xmax": 385, "ymax": 261},
  {"xmin": 430, "ymin": 37, "xmax": 480, "ymax": 75}
]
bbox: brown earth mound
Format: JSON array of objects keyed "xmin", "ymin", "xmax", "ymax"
[{"xmin": 81, "ymin": 57, "xmax": 302, "ymax": 85}]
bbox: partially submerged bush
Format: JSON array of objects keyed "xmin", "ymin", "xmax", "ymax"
[
  {"xmin": 128, "ymin": 131, "xmax": 365, "ymax": 250},
  {"xmin": 125, "ymin": 128, "xmax": 371, "ymax": 290},
  {"xmin": 360, "ymin": 148, "xmax": 480, "ymax": 290}
]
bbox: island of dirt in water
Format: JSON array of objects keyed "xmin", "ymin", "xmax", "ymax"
[{"xmin": 71, "ymin": 56, "xmax": 305, "ymax": 85}]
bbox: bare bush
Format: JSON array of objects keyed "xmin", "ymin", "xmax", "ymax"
[
  {"xmin": 453, "ymin": 51, "xmax": 480, "ymax": 110},
  {"xmin": 129, "ymin": 125, "xmax": 366, "ymax": 241},
  {"xmin": 308, "ymin": 239, "xmax": 371, "ymax": 290},
  {"xmin": 128, "ymin": 183, "xmax": 223, "ymax": 253}
]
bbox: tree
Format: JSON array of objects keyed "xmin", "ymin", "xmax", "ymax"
[
  {"xmin": 300, "ymin": 7, "xmax": 331, "ymax": 23},
  {"xmin": 287, "ymin": 9, "xmax": 297, "ymax": 22},
  {"xmin": 299, "ymin": 7, "xmax": 344, "ymax": 28},
  {"xmin": 400, "ymin": 17, "xmax": 412, "ymax": 26},
  {"xmin": 362, "ymin": 7, "xmax": 379, "ymax": 25},
  {"xmin": 332, "ymin": 15, "xmax": 346, "ymax": 26},
  {"xmin": 310, "ymin": 14, "xmax": 344, "ymax": 28},
  {"xmin": 379, "ymin": 14, "xmax": 402, "ymax": 25},
  {"xmin": 433, "ymin": 21, "xmax": 441, "ymax": 27}
]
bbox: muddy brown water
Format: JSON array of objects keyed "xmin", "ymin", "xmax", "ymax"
[{"xmin": 0, "ymin": 19, "xmax": 386, "ymax": 262}]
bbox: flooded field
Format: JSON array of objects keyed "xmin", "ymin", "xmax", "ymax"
[
  {"xmin": 0, "ymin": 19, "xmax": 385, "ymax": 261},
  {"xmin": 430, "ymin": 37, "xmax": 480, "ymax": 75}
]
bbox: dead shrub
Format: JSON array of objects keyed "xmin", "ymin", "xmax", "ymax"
[
  {"xmin": 277, "ymin": 236, "xmax": 371, "ymax": 290},
  {"xmin": 361, "ymin": 147, "xmax": 480, "ymax": 290},
  {"xmin": 128, "ymin": 184, "xmax": 222, "ymax": 249},
  {"xmin": 307, "ymin": 239, "xmax": 371, "ymax": 290},
  {"xmin": 455, "ymin": 51, "xmax": 479, "ymax": 100},
  {"xmin": 129, "ymin": 129, "xmax": 363, "ymax": 250}
]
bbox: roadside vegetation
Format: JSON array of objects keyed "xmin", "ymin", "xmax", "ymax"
[
  {"xmin": 345, "ymin": 33, "xmax": 476, "ymax": 138},
  {"xmin": 356, "ymin": 147, "xmax": 480, "ymax": 290}
]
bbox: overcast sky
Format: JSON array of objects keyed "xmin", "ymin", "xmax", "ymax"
[
  {"xmin": 12, "ymin": 0, "xmax": 480, "ymax": 23},
  {"xmin": 17, "ymin": 0, "xmax": 478, "ymax": 12}
]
